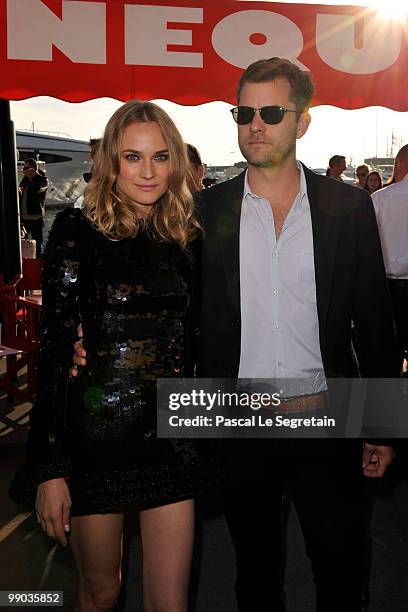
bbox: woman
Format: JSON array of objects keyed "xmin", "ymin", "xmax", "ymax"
[
  {"xmin": 364, "ymin": 170, "xmax": 383, "ymax": 194},
  {"xmin": 10, "ymin": 101, "xmax": 217, "ymax": 612}
]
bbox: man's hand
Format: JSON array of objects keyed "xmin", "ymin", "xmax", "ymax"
[
  {"xmin": 362, "ymin": 443, "xmax": 394, "ymax": 478},
  {"xmin": 35, "ymin": 478, "xmax": 71, "ymax": 546},
  {"xmin": 23, "ymin": 167, "xmax": 36, "ymax": 180},
  {"xmin": 70, "ymin": 323, "xmax": 86, "ymax": 377}
]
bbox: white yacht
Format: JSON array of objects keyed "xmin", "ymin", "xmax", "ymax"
[{"xmin": 16, "ymin": 130, "xmax": 91, "ymax": 207}]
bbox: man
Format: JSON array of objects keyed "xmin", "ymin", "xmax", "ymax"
[
  {"xmin": 19, "ymin": 158, "xmax": 48, "ymax": 257},
  {"xmin": 326, "ymin": 153, "xmax": 346, "ymax": 180},
  {"xmin": 372, "ymin": 144, "xmax": 408, "ymax": 372},
  {"xmin": 76, "ymin": 138, "xmax": 101, "ymax": 208},
  {"xmin": 355, "ymin": 163, "xmax": 370, "ymax": 188},
  {"xmin": 82, "ymin": 137, "xmax": 101, "ymax": 184},
  {"xmin": 186, "ymin": 143, "xmax": 205, "ymax": 192},
  {"xmin": 196, "ymin": 58, "xmax": 397, "ymax": 611}
]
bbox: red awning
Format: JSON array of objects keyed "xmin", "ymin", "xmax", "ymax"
[{"xmin": 1, "ymin": 0, "xmax": 407, "ymax": 110}]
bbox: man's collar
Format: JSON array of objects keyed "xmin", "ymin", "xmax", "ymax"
[
  {"xmin": 297, "ymin": 161, "xmax": 308, "ymax": 200},
  {"xmin": 243, "ymin": 170, "xmax": 259, "ymax": 199},
  {"xmin": 243, "ymin": 161, "xmax": 307, "ymax": 206}
]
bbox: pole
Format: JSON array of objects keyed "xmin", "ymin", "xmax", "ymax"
[
  {"xmin": 0, "ymin": 99, "xmax": 21, "ymax": 283},
  {"xmin": 375, "ymin": 117, "xmax": 378, "ymax": 158}
]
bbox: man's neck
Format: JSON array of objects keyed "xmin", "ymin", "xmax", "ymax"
[
  {"xmin": 246, "ymin": 158, "xmax": 301, "ymax": 203},
  {"xmin": 395, "ymin": 169, "xmax": 408, "ymax": 183},
  {"xmin": 328, "ymin": 169, "xmax": 339, "ymax": 179}
]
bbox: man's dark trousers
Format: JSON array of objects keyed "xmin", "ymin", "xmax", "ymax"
[
  {"xmin": 222, "ymin": 438, "xmax": 365, "ymax": 612},
  {"xmin": 23, "ymin": 218, "xmax": 44, "ymax": 258}
]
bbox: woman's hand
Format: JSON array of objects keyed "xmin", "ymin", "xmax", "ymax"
[
  {"xmin": 70, "ymin": 323, "xmax": 87, "ymax": 377},
  {"xmin": 35, "ymin": 478, "xmax": 72, "ymax": 546}
]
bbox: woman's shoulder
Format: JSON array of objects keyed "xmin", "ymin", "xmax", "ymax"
[
  {"xmin": 52, "ymin": 206, "xmax": 84, "ymax": 227},
  {"xmin": 50, "ymin": 207, "xmax": 95, "ymax": 242}
]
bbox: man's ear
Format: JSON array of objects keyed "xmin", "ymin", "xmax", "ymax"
[{"xmin": 296, "ymin": 111, "xmax": 311, "ymax": 140}]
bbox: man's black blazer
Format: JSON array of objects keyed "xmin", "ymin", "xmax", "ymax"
[{"xmin": 195, "ymin": 165, "xmax": 399, "ymax": 383}]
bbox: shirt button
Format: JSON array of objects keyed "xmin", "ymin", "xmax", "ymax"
[
  {"xmin": 275, "ymin": 324, "xmax": 280, "ymax": 330},
  {"xmin": 273, "ymin": 289, "xmax": 278, "ymax": 295}
]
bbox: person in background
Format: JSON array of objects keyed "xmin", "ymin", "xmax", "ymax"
[
  {"xmin": 372, "ymin": 144, "xmax": 408, "ymax": 373},
  {"xmin": 186, "ymin": 143, "xmax": 205, "ymax": 192},
  {"xmin": 355, "ymin": 164, "xmax": 370, "ymax": 188},
  {"xmin": 326, "ymin": 154, "xmax": 346, "ymax": 181},
  {"xmin": 363, "ymin": 170, "xmax": 383, "ymax": 195},
  {"xmin": 75, "ymin": 139, "xmax": 102, "ymax": 208},
  {"xmin": 19, "ymin": 158, "xmax": 48, "ymax": 258},
  {"xmin": 82, "ymin": 138, "xmax": 101, "ymax": 184}
]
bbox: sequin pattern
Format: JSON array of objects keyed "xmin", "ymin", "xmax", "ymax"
[{"xmin": 9, "ymin": 208, "xmax": 219, "ymax": 515}]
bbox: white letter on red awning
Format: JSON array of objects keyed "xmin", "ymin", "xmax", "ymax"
[
  {"xmin": 7, "ymin": 0, "xmax": 106, "ymax": 64},
  {"xmin": 212, "ymin": 10, "xmax": 308, "ymax": 70},
  {"xmin": 125, "ymin": 5, "xmax": 203, "ymax": 67}
]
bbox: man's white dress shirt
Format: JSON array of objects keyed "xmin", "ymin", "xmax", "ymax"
[
  {"xmin": 372, "ymin": 174, "xmax": 408, "ymax": 279},
  {"xmin": 238, "ymin": 163, "xmax": 326, "ymax": 393}
]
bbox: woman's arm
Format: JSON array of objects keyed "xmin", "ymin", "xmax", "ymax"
[{"xmin": 10, "ymin": 208, "xmax": 85, "ymax": 505}]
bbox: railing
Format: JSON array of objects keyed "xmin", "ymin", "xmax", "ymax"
[{"xmin": 17, "ymin": 128, "xmax": 72, "ymax": 138}]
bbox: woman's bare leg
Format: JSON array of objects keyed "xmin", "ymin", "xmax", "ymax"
[
  {"xmin": 140, "ymin": 499, "xmax": 194, "ymax": 612},
  {"xmin": 70, "ymin": 513, "xmax": 124, "ymax": 612}
]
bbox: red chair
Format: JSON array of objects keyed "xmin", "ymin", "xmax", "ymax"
[
  {"xmin": 21, "ymin": 258, "xmax": 42, "ymax": 294},
  {"xmin": 6, "ymin": 258, "xmax": 42, "ymax": 298},
  {"xmin": 0, "ymin": 265, "xmax": 42, "ymax": 403}
]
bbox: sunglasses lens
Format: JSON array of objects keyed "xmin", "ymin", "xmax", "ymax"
[
  {"xmin": 232, "ymin": 107, "xmax": 255, "ymax": 124},
  {"xmin": 260, "ymin": 106, "xmax": 285, "ymax": 124},
  {"xmin": 231, "ymin": 106, "xmax": 291, "ymax": 124}
]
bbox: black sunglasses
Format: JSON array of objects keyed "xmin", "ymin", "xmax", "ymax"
[{"xmin": 230, "ymin": 105, "xmax": 300, "ymax": 125}]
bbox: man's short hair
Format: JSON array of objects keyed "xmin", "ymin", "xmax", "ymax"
[
  {"xmin": 186, "ymin": 143, "xmax": 203, "ymax": 169},
  {"xmin": 24, "ymin": 157, "xmax": 37, "ymax": 169},
  {"xmin": 237, "ymin": 57, "xmax": 315, "ymax": 112},
  {"xmin": 329, "ymin": 155, "xmax": 346, "ymax": 167}
]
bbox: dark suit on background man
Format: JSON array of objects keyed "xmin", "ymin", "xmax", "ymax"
[
  {"xmin": 19, "ymin": 158, "xmax": 48, "ymax": 257},
  {"xmin": 195, "ymin": 58, "xmax": 398, "ymax": 612}
]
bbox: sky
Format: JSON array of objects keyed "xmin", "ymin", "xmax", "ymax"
[{"xmin": 10, "ymin": 0, "xmax": 408, "ymax": 169}]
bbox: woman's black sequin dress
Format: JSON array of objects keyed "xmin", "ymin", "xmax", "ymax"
[{"xmin": 10, "ymin": 209, "xmax": 217, "ymax": 516}]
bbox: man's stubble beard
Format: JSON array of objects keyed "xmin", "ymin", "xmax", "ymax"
[{"xmin": 239, "ymin": 130, "xmax": 297, "ymax": 169}]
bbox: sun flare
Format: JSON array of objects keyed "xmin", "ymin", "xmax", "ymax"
[{"xmin": 369, "ymin": 0, "xmax": 408, "ymax": 20}]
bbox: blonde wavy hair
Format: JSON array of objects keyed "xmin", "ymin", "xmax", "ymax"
[{"xmin": 83, "ymin": 100, "xmax": 200, "ymax": 246}]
